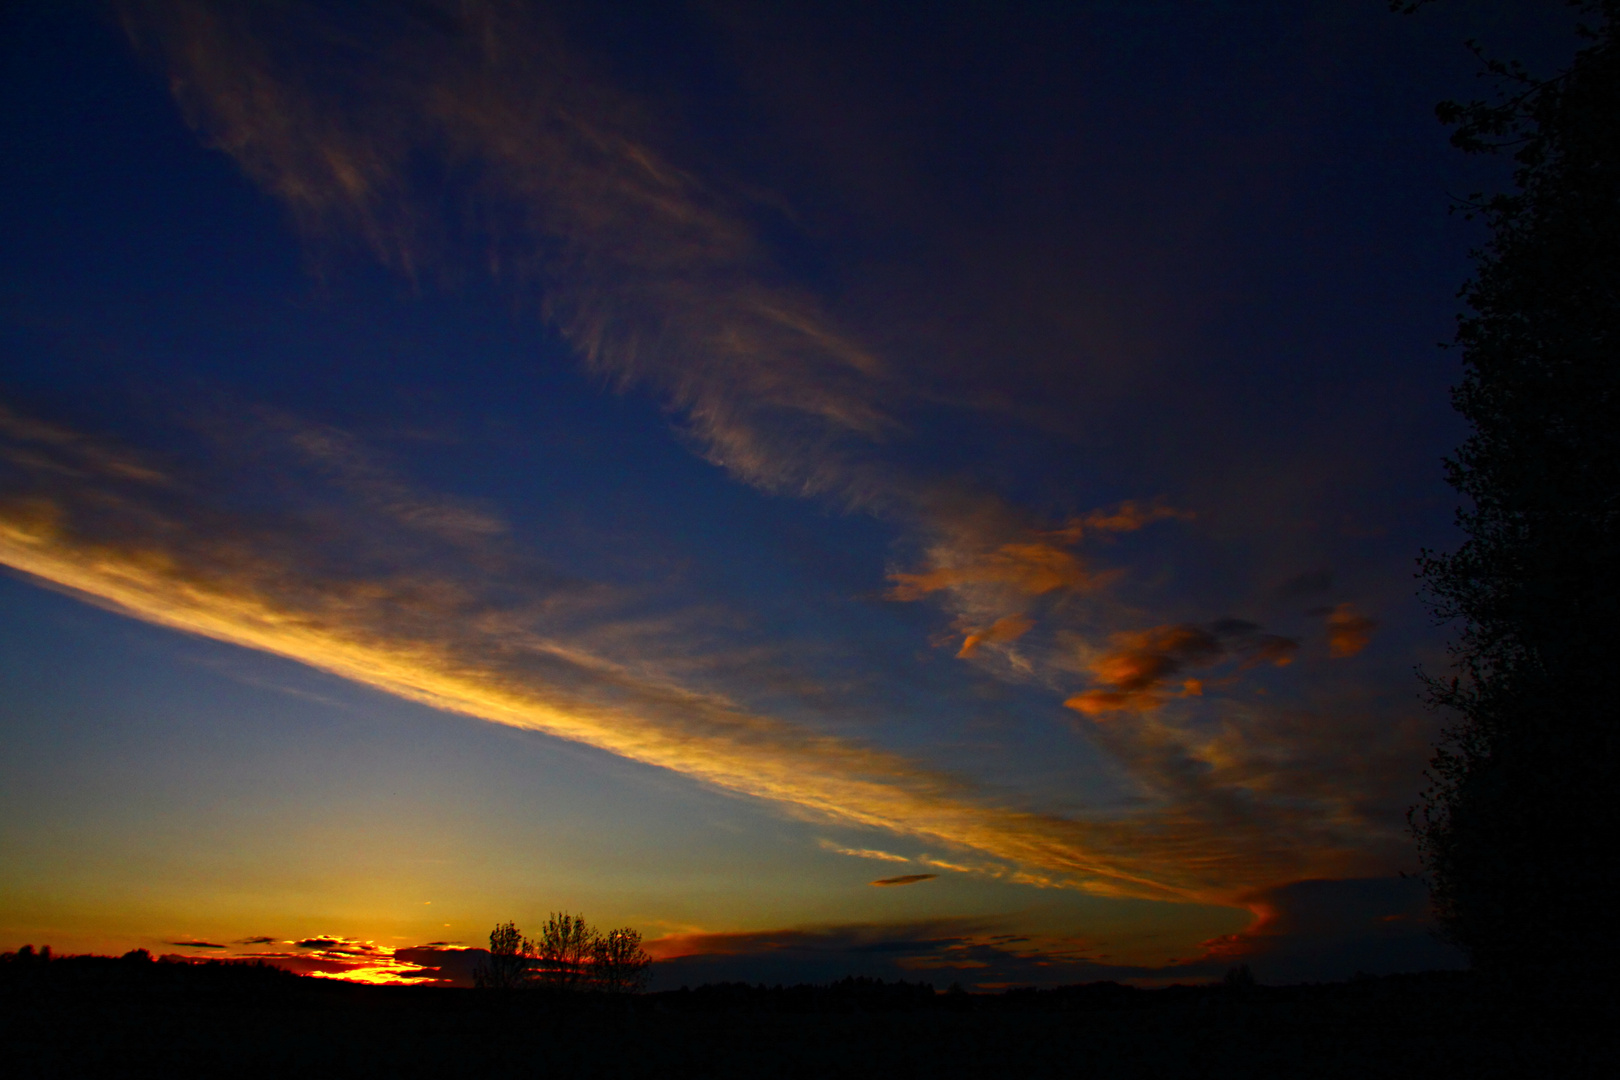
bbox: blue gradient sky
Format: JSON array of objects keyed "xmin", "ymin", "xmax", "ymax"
[{"xmin": 0, "ymin": 0, "xmax": 1569, "ymax": 986}]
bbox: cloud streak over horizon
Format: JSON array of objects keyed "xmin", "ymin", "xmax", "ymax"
[
  {"xmin": 0, "ymin": 400, "xmax": 1395, "ymax": 904},
  {"xmin": 0, "ymin": 1, "xmax": 1459, "ymax": 976},
  {"xmin": 640, "ymin": 877, "xmax": 1462, "ymax": 988}
]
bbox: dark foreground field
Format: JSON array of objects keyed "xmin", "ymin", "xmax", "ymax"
[{"xmin": 2, "ymin": 956, "xmax": 1612, "ymax": 1078}]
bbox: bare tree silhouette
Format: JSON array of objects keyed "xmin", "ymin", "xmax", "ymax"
[
  {"xmin": 591, "ymin": 927, "xmax": 652, "ymax": 995},
  {"xmin": 473, "ymin": 921, "xmax": 529, "ymax": 990},
  {"xmin": 532, "ymin": 912, "xmax": 594, "ymax": 991},
  {"xmin": 476, "ymin": 913, "xmax": 651, "ymax": 993}
]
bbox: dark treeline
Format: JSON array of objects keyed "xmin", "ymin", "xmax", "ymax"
[
  {"xmin": 0, "ymin": 945, "xmax": 301, "ymax": 1000},
  {"xmin": 3, "ymin": 947, "xmax": 1609, "ymax": 1078},
  {"xmin": 0, "ymin": 942, "xmax": 1466, "ymax": 1012}
]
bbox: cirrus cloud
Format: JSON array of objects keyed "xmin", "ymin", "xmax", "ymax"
[
  {"xmin": 871, "ymin": 874, "xmax": 937, "ymax": 887},
  {"xmin": 0, "ymin": 401, "xmax": 1390, "ymax": 903}
]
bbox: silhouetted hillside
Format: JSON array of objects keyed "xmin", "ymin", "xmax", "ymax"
[{"xmin": 2, "ymin": 948, "xmax": 1612, "ymax": 1078}]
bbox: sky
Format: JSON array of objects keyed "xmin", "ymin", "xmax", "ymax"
[{"xmin": 0, "ymin": 0, "xmax": 1569, "ymax": 988}]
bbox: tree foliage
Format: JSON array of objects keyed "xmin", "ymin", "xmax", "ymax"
[
  {"xmin": 474, "ymin": 913, "xmax": 651, "ymax": 994},
  {"xmin": 591, "ymin": 927, "xmax": 654, "ymax": 995},
  {"xmin": 473, "ymin": 920, "xmax": 529, "ymax": 990},
  {"xmin": 1410, "ymin": 0, "xmax": 1620, "ymax": 983},
  {"xmin": 533, "ymin": 912, "xmax": 596, "ymax": 992}
]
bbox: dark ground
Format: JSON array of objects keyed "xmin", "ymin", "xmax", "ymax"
[{"xmin": 2, "ymin": 954, "xmax": 1612, "ymax": 1078}]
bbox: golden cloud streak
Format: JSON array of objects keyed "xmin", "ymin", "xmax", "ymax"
[
  {"xmin": 819, "ymin": 841, "xmax": 912, "ymax": 864},
  {"xmin": 956, "ymin": 613, "xmax": 1034, "ymax": 658},
  {"xmin": 44, "ymin": 2, "xmax": 1400, "ymax": 908},
  {"xmin": 888, "ymin": 540, "xmax": 1095, "ymax": 602},
  {"xmin": 0, "ymin": 496, "xmax": 1248, "ymax": 903},
  {"xmin": 0, "ymin": 390, "xmax": 1388, "ymax": 905}
]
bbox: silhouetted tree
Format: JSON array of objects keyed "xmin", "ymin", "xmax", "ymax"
[
  {"xmin": 474, "ymin": 920, "xmax": 530, "ymax": 990},
  {"xmin": 533, "ymin": 912, "xmax": 595, "ymax": 992},
  {"xmin": 590, "ymin": 927, "xmax": 652, "ymax": 994},
  {"xmin": 1404, "ymin": 0, "xmax": 1620, "ymax": 985},
  {"xmin": 1223, "ymin": 964, "xmax": 1257, "ymax": 993},
  {"xmin": 475, "ymin": 914, "xmax": 653, "ymax": 994}
]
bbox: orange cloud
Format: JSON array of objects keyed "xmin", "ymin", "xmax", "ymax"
[
  {"xmin": 1241, "ymin": 635, "xmax": 1300, "ymax": 669},
  {"xmin": 1067, "ymin": 624, "xmax": 1222, "ymax": 714},
  {"xmin": 1179, "ymin": 878, "xmax": 1457, "ymax": 982},
  {"xmin": 917, "ymin": 857, "xmax": 977, "ymax": 873},
  {"xmin": 2, "ymin": 4, "xmax": 1423, "ymax": 923},
  {"xmin": 0, "ymin": 404, "xmax": 1399, "ymax": 908},
  {"xmin": 643, "ymin": 922, "xmax": 975, "ymax": 962},
  {"xmin": 1065, "ymin": 622, "xmax": 1298, "ymax": 716},
  {"xmin": 889, "ymin": 541, "xmax": 1092, "ymax": 601},
  {"xmin": 819, "ymin": 840, "xmax": 910, "ymax": 863},
  {"xmin": 148, "ymin": 933, "xmax": 459, "ymax": 985},
  {"xmin": 0, "ymin": 420, "xmax": 1240, "ymax": 902},
  {"xmin": 1324, "ymin": 604, "xmax": 1377, "ymax": 658},
  {"xmin": 956, "ymin": 613, "xmax": 1034, "ymax": 658},
  {"xmin": 1095, "ymin": 625, "xmax": 1223, "ymax": 690},
  {"xmin": 891, "ymin": 500, "xmax": 1191, "ymax": 605},
  {"xmin": 1051, "ymin": 500, "xmax": 1195, "ymax": 543},
  {"xmin": 3, "ymin": 484, "xmax": 1348, "ymax": 900}
]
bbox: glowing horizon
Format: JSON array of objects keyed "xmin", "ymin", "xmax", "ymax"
[{"xmin": 1, "ymin": 0, "xmax": 1488, "ymax": 988}]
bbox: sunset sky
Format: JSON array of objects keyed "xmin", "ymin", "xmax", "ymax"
[{"xmin": 0, "ymin": 1, "xmax": 1566, "ymax": 987}]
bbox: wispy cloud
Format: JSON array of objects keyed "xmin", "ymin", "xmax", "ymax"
[
  {"xmin": 1065, "ymin": 621, "xmax": 1297, "ymax": 716},
  {"xmin": 1186, "ymin": 878, "xmax": 1462, "ymax": 983},
  {"xmin": 888, "ymin": 538, "xmax": 1096, "ymax": 602},
  {"xmin": 0, "ymin": 403, "xmax": 172, "ymax": 486},
  {"xmin": 0, "ymin": 403, "xmax": 1383, "ymax": 903},
  {"xmin": 645, "ymin": 879, "xmax": 1461, "ymax": 989},
  {"xmin": 820, "ymin": 840, "xmax": 911, "ymax": 863},
  {"xmin": 210, "ymin": 936, "xmax": 459, "ymax": 984},
  {"xmin": 917, "ymin": 857, "xmax": 977, "ymax": 874},
  {"xmin": 1323, "ymin": 603, "xmax": 1377, "ymax": 658},
  {"xmin": 871, "ymin": 874, "xmax": 936, "ymax": 887},
  {"xmin": 37, "ymin": 1, "xmax": 1422, "ymax": 912},
  {"xmin": 888, "ymin": 497, "xmax": 1194, "ymax": 676},
  {"xmin": 118, "ymin": 2, "xmax": 1195, "ymax": 636},
  {"xmin": 955, "ymin": 614, "xmax": 1033, "ymax": 659},
  {"xmin": 196, "ymin": 887, "xmax": 1451, "ymax": 990},
  {"xmin": 295, "ymin": 937, "xmax": 368, "ymax": 952},
  {"xmin": 278, "ymin": 419, "xmax": 507, "ymax": 541},
  {"xmin": 121, "ymin": 0, "xmax": 899, "ymax": 506},
  {"xmin": 889, "ymin": 501, "xmax": 1187, "ymax": 604},
  {"xmin": 644, "ymin": 921, "xmax": 984, "ymax": 962},
  {"xmin": 647, "ymin": 920, "xmax": 1131, "ymax": 989}
]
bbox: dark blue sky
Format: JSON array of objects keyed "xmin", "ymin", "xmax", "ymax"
[{"xmin": 0, "ymin": 0, "xmax": 1571, "ymax": 985}]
